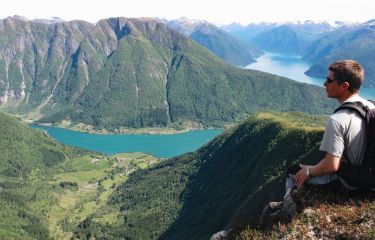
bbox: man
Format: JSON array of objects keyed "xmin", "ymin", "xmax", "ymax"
[
  {"xmin": 260, "ymin": 60, "xmax": 374, "ymax": 223},
  {"xmin": 290, "ymin": 60, "xmax": 374, "ymax": 192}
]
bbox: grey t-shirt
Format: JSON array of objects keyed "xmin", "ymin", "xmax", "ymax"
[
  {"xmin": 319, "ymin": 95, "xmax": 374, "ymax": 189},
  {"xmin": 320, "ymin": 95, "xmax": 374, "ymax": 165}
]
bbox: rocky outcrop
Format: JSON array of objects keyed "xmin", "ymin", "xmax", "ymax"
[{"xmin": 229, "ymin": 181, "xmax": 375, "ymax": 239}]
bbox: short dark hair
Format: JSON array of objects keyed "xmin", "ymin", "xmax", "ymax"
[{"xmin": 328, "ymin": 60, "xmax": 364, "ymax": 93}]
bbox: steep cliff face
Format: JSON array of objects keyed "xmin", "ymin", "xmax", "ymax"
[
  {"xmin": 74, "ymin": 112, "xmax": 328, "ymax": 240},
  {"xmin": 0, "ymin": 18, "xmax": 93, "ymax": 108},
  {"xmin": 0, "ymin": 17, "xmax": 335, "ymax": 129}
]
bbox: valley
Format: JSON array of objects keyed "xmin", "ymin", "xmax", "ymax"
[{"xmin": 0, "ymin": 16, "xmax": 374, "ymax": 240}]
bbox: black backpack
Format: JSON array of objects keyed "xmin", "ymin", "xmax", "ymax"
[{"xmin": 334, "ymin": 100, "xmax": 375, "ymax": 189}]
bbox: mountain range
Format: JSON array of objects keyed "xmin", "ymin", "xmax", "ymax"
[
  {"xmin": 222, "ymin": 20, "xmax": 375, "ymax": 88},
  {"xmin": 0, "ymin": 17, "xmax": 335, "ymax": 130},
  {"xmin": 0, "ymin": 15, "xmax": 374, "ymax": 240},
  {"xmin": 304, "ymin": 20, "xmax": 375, "ymax": 87},
  {"xmin": 223, "ymin": 21, "xmax": 338, "ymax": 54},
  {"xmin": 165, "ymin": 17, "xmax": 262, "ymax": 66}
]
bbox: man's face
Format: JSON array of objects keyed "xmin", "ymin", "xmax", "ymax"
[{"xmin": 324, "ymin": 71, "xmax": 344, "ymax": 98}]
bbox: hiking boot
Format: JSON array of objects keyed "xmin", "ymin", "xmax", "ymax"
[
  {"xmin": 269, "ymin": 201, "xmax": 283, "ymax": 210},
  {"xmin": 282, "ymin": 189, "xmax": 297, "ymax": 221},
  {"xmin": 260, "ymin": 201, "xmax": 283, "ymax": 224}
]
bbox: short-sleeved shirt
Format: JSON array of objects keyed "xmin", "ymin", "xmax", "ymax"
[
  {"xmin": 320, "ymin": 95, "xmax": 375, "ymax": 165},
  {"xmin": 319, "ymin": 95, "xmax": 374, "ymax": 189}
]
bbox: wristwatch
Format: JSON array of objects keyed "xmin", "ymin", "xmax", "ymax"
[{"xmin": 306, "ymin": 167, "xmax": 311, "ymax": 177}]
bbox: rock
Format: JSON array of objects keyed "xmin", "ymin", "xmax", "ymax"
[
  {"xmin": 260, "ymin": 188, "xmax": 297, "ymax": 225},
  {"xmin": 210, "ymin": 229, "xmax": 231, "ymax": 240}
]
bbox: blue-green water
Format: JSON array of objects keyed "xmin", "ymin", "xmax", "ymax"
[
  {"xmin": 30, "ymin": 52, "xmax": 373, "ymax": 158},
  {"xmin": 32, "ymin": 125, "xmax": 223, "ymax": 158},
  {"xmin": 245, "ymin": 52, "xmax": 375, "ymax": 99}
]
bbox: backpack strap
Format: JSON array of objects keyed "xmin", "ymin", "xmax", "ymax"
[
  {"xmin": 333, "ymin": 101, "xmax": 368, "ymax": 166},
  {"xmin": 335, "ymin": 100, "xmax": 375, "ymax": 188},
  {"xmin": 334, "ymin": 101, "xmax": 369, "ymax": 118}
]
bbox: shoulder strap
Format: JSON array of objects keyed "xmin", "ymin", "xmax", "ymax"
[{"xmin": 334, "ymin": 101, "xmax": 368, "ymax": 119}]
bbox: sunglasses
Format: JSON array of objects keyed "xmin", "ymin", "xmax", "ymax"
[{"xmin": 326, "ymin": 77, "xmax": 341, "ymax": 84}]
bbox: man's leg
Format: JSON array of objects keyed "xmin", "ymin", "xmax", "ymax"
[{"xmin": 285, "ymin": 164, "xmax": 338, "ymax": 198}]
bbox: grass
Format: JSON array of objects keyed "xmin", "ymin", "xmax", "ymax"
[
  {"xmin": 255, "ymin": 112, "xmax": 327, "ymax": 131},
  {"xmin": 92, "ymin": 212, "xmax": 120, "ymax": 225},
  {"xmin": 45, "ymin": 152, "xmax": 161, "ymax": 239},
  {"xmin": 56, "ymin": 170, "xmax": 106, "ymax": 186},
  {"xmin": 67, "ymin": 155, "xmax": 111, "ymax": 171}
]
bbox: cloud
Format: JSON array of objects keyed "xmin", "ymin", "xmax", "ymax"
[{"xmin": 0, "ymin": 0, "xmax": 373, "ymax": 24}]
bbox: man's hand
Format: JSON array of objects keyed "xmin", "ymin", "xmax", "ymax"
[
  {"xmin": 295, "ymin": 164, "xmax": 311, "ymax": 189},
  {"xmin": 294, "ymin": 153, "xmax": 341, "ymax": 189}
]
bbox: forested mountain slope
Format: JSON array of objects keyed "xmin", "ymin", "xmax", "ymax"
[
  {"xmin": 75, "ymin": 112, "xmax": 328, "ymax": 239},
  {"xmin": 0, "ymin": 112, "xmax": 84, "ymax": 239},
  {"xmin": 304, "ymin": 20, "xmax": 375, "ymax": 88},
  {"xmin": 0, "ymin": 112, "xmax": 79, "ymax": 177},
  {"xmin": 0, "ymin": 17, "xmax": 335, "ymax": 130}
]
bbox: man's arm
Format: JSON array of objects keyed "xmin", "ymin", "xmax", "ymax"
[{"xmin": 295, "ymin": 152, "xmax": 341, "ymax": 188}]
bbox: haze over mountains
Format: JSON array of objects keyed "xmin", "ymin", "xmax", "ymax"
[
  {"xmin": 0, "ymin": 16, "xmax": 335, "ymax": 130},
  {"xmin": 222, "ymin": 19, "xmax": 375, "ymax": 88},
  {"xmin": 304, "ymin": 20, "xmax": 375, "ymax": 87},
  {"xmin": 164, "ymin": 17, "xmax": 262, "ymax": 66}
]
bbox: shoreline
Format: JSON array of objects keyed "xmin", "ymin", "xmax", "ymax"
[{"xmin": 27, "ymin": 120, "xmax": 223, "ymax": 135}]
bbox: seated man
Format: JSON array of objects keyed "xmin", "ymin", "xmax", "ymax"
[
  {"xmin": 263, "ymin": 60, "xmax": 374, "ymax": 223},
  {"xmin": 290, "ymin": 60, "xmax": 374, "ymax": 193}
]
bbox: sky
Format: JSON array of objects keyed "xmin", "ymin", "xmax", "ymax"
[{"xmin": 1, "ymin": 0, "xmax": 374, "ymax": 25}]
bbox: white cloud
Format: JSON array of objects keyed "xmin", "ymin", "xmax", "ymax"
[{"xmin": 0, "ymin": 0, "xmax": 373, "ymax": 24}]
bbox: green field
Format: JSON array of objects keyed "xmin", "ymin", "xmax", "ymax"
[{"xmin": 44, "ymin": 152, "xmax": 160, "ymax": 239}]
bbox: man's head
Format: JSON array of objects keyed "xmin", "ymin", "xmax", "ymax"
[
  {"xmin": 324, "ymin": 60, "xmax": 364, "ymax": 101},
  {"xmin": 327, "ymin": 60, "xmax": 364, "ymax": 93}
]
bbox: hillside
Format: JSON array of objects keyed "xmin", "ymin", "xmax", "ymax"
[
  {"xmin": 166, "ymin": 18, "xmax": 262, "ymax": 66},
  {"xmin": 304, "ymin": 20, "xmax": 375, "ymax": 88},
  {"xmin": 0, "ymin": 17, "xmax": 335, "ymax": 130},
  {"xmin": 0, "ymin": 112, "xmax": 81, "ymax": 239},
  {"xmin": 74, "ymin": 112, "xmax": 329, "ymax": 240},
  {"xmin": 0, "ymin": 112, "xmax": 79, "ymax": 177},
  {"xmin": 0, "ymin": 113, "xmax": 162, "ymax": 239}
]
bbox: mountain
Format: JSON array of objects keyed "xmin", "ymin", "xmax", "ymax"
[
  {"xmin": 166, "ymin": 18, "xmax": 262, "ymax": 66},
  {"xmin": 0, "ymin": 17, "xmax": 335, "ymax": 130},
  {"xmin": 250, "ymin": 22, "xmax": 335, "ymax": 54},
  {"xmin": 223, "ymin": 21, "xmax": 336, "ymax": 54},
  {"xmin": 0, "ymin": 112, "xmax": 83, "ymax": 239},
  {"xmin": 304, "ymin": 20, "xmax": 375, "ymax": 88},
  {"xmin": 222, "ymin": 22, "xmax": 277, "ymax": 44},
  {"xmin": 74, "ymin": 112, "xmax": 328, "ymax": 239}
]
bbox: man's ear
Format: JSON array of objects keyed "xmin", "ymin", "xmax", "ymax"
[{"xmin": 342, "ymin": 81, "xmax": 350, "ymax": 90}]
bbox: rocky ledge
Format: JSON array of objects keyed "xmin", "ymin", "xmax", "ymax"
[{"xmin": 228, "ymin": 181, "xmax": 375, "ymax": 239}]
